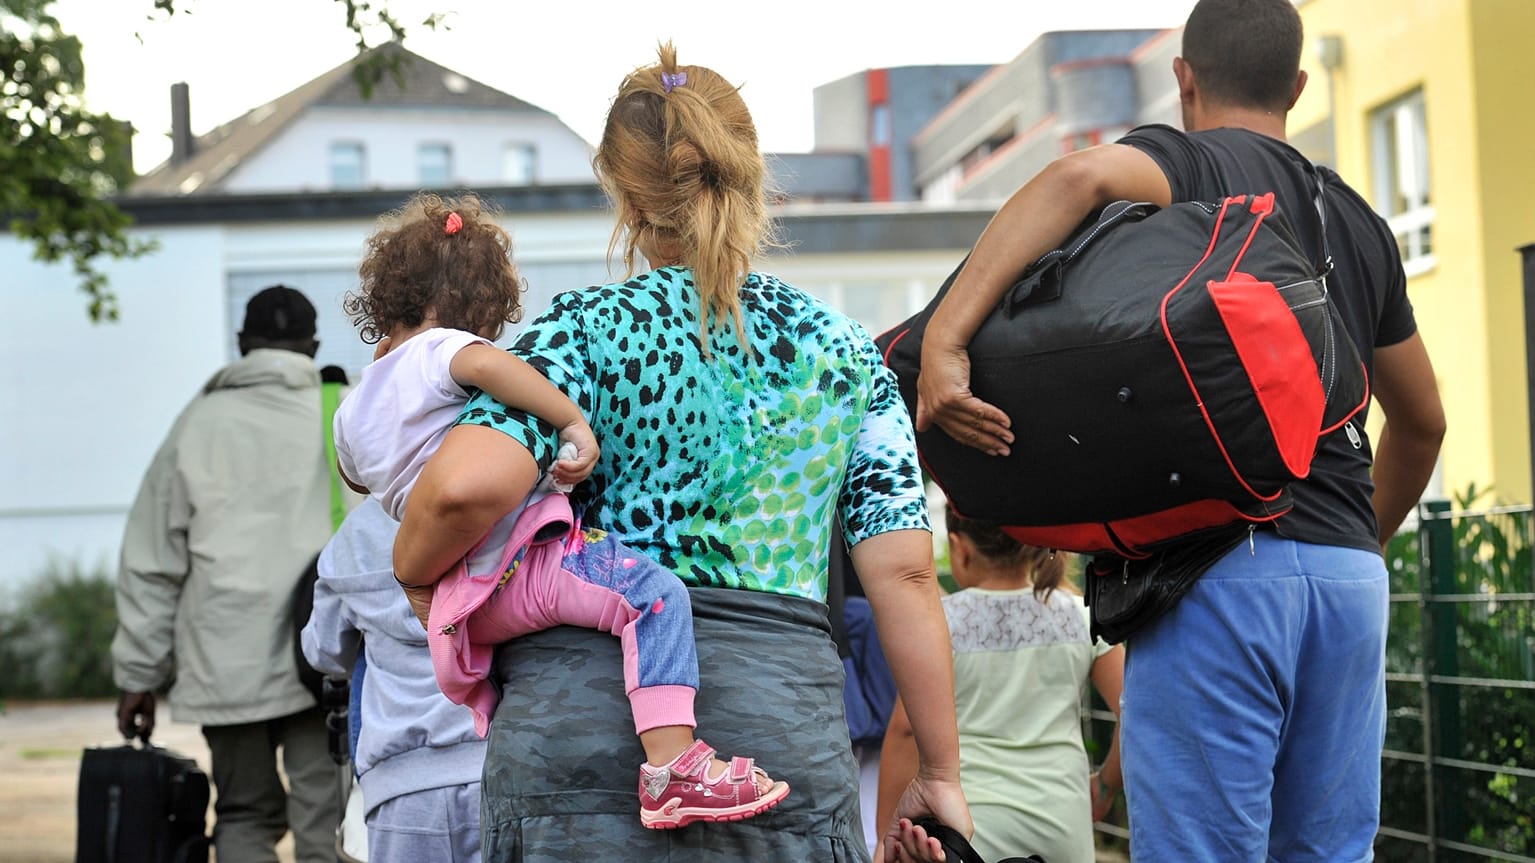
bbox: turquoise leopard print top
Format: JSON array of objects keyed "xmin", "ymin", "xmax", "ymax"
[{"xmin": 457, "ymin": 266, "xmax": 930, "ymax": 602}]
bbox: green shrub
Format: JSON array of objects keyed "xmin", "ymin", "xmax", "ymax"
[{"xmin": 0, "ymin": 558, "xmax": 117, "ymax": 700}]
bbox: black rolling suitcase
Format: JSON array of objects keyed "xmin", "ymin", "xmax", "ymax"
[{"xmin": 75, "ymin": 739, "xmax": 211, "ymax": 863}]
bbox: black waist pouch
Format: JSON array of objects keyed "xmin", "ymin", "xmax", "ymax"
[{"xmin": 1086, "ymin": 524, "xmax": 1250, "ymax": 644}]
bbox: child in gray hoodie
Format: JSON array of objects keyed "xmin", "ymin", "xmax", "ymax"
[{"xmin": 302, "ymin": 498, "xmax": 486, "ymax": 861}]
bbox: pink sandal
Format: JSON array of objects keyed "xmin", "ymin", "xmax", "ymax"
[{"xmin": 638, "ymin": 739, "xmax": 790, "ymax": 829}]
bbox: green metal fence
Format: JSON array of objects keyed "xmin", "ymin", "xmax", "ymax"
[
  {"xmin": 1379, "ymin": 501, "xmax": 1534, "ymax": 862},
  {"xmin": 1086, "ymin": 500, "xmax": 1535, "ymax": 860}
]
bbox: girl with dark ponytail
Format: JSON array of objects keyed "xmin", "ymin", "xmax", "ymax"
[{"xmin": 877, "ymin": 506, "xmax": 1126, "ymax": 863}]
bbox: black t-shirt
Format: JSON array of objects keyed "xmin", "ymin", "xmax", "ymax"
[{"xmin": 1118, "ymin": 124, "xmax": 1418, "ymax": 552}]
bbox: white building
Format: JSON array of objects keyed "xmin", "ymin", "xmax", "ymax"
[
  {"xmin": 133, "ymin": 41, "xmax": 598, "ymax": 197},
  {"xmin": 912, "ymin": 29, "xmax": 1178, "ymax": 203},
  {"xmin": 2, "ymin": 44, "xmax": 992, "ymax": 594}
]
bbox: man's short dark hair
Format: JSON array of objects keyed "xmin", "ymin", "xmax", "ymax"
[{"xmin": 1182, "ymin": 0, "xmax": 1304, "ymax": 112}]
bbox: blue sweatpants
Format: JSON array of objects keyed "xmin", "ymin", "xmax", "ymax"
[
  {"xmin": 1120, "ymin": 532, "xmax": 1388, "ymax": 862},
  {"xmin": 368, "ymin": 782, "xmax": 481, "ymax": 862}
]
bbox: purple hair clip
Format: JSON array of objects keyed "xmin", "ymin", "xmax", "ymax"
[{"xmin": 661, "ymin": 71, "xmax": 687, "ymax": 94}]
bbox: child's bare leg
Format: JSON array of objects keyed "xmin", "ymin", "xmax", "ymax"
[{"xmin": 639, "ymin": 725, "xmax": 776, "ymax": 795}]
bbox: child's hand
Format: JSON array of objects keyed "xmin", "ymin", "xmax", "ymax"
[
  {"xmin": 1090, "ymin": 771, "xmax": 1119, "ymax": 822},
  {"xmin": 553, "ymin": 421, "xmax": 599, "ymax": 487}
]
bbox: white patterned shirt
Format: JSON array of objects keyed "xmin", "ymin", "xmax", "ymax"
[{"xmin": 941, "ymin": 587, "xmax": 1113, "ymax": 863}]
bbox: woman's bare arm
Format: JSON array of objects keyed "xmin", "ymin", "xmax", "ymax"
[
  {"xmin": 393, "ymin": 424, "xmax": 540, "ymax": 588},
  {"xmin": 875, "ymin": 695, "xmax": 919, "ymax": 854},
  {"xmin": 852, "ymin": 528, "xmax": 971, "ymax": 859}
]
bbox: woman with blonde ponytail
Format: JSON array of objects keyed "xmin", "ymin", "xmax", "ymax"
[
  {"xmin": 393, "ymin": 42, "xmax": 969, "ymax": 861},
  {"xmin": 594, "ymin": 41, "xmax": 772, "ymax": 353}
]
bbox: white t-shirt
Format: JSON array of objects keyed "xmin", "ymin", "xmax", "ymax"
[
  {"xmin": 942, "ymin": 586, "xmax": 1113, "ymax": 863},
  {"xmin": 333, "ymin": 327, "xmax": 490, "ymax": 521}
]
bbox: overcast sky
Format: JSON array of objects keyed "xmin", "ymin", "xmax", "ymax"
[{"xmin": 52, "ymin": 0, "xmax": 1200, "ymax": 175}]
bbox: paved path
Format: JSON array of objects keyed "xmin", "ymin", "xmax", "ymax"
[
  {"xmin": 3, "ymin": 701, "xmax": 1130, "ymax": 863},
  {"xmin": 0, "ymin": 699, "xmax": 294, "ymax": 863}
]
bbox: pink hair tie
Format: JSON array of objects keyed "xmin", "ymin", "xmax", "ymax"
[{"xmin": 445, "ymin": 212, "xmax": 464, "ymax": 235}]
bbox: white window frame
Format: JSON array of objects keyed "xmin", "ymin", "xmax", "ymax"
[
  {"xmin": 328, "ymin": 141, "xmax": 366, "ymax": 189},
  {"xmin": 502, "ymin": 143, "xmax": 537, "ymax": 185},
  {"xmin": 1370, "ymin": 89, "xmax": 1435, "ymax": 277},
  {"xmin": 418, "ymin": 142, "xmax": 454, "ymax": 188}
]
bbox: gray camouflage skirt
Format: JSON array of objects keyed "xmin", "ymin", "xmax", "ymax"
[{"xmin": 481, "ymin": 585, "xmax": 870, "ymax": 862}]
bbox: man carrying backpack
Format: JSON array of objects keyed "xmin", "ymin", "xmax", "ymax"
[{"xmin": 916, "ymin": 0, "xmax": 1446, "ymax": 859}]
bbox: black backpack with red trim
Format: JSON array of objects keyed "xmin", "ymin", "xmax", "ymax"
[{"xmin": 876, "ymin": 186, "xmax": 1369, "ymax": 559}]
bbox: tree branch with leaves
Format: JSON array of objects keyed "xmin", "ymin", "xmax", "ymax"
[
  {"xmin": 2, "ymin": 0, "xmax": 152, "ymax": 321},
  {"xmin": 2, "ymin": 0, "xmax": 440, "ymax": 321}
]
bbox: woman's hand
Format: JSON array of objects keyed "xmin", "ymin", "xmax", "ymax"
[{"xmin": 882, "ymin": 774, "xmax": 971, "ymax": 862}]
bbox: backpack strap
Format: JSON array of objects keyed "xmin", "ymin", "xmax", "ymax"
[
  {"xmin": 1302, "ymin": 161, "xmax": 1335, "ymax": 285},
  {"xmin": 320, "ymin": 380, "xmax": 347, "ymax": 533}
]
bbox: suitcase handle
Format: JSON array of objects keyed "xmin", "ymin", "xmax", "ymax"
[{"xmin": 105, "ymin": 785, "xmax": 121, "ymax": 863}]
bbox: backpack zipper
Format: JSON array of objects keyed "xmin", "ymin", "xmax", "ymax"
[{"xmin": 1028, "ymin": 201, "xmax": 1157, "ymax": 270}]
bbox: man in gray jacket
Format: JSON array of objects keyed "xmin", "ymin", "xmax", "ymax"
[{"xmin": 113, "ymin": 285, "xmax": 341, "ymax": 863}]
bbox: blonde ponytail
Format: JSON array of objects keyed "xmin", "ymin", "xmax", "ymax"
[{"xmin": 594, "ymin": 41, "xmax": 783, "ymax": 353}]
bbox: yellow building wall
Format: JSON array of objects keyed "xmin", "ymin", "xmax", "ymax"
[
  {"xmin": 1294, "ymin": 0, "xmax": 1533, "ymax": 505},
  {"xmin": 1467, "ymin": 0, "xmax": 1535, "ymax": 505}
]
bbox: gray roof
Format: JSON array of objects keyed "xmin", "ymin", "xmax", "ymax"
[
  {"xmin": 110, "ymin": 186, "xmax": 995, "ymax": 255},
  {"xmin": 128, "ymin": 42, "xmax": 553, "ymax": 197}
]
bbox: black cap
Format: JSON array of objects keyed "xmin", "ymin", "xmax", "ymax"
[{"xmin": 241, "ymin": 285, "xmax": 317, "ymax": 340}]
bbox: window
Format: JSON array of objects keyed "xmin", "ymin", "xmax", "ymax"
[
  {"xmin": 328, "ymin": 141, "xmax": 365, "ymax": 189},
  {"xmin": 824, "ymin": 280, "xmax": 910, "ymax": 334},
  {"xmin": 870, "ymin": 104, "xmax": 892, "ymax": 147},
  {"xmin": 959, "ymin": 124, "xmax": 1016, "ymax": 177},
  {"xmin": 418, "ymin": 142, "xmax": 453, "ymax": 187},
  {"xmin": 503, "ymin": 143, "xmax": 537, "ymax": 185},
  {"xmin": 1371, "ymin": 89, "xmax": 1434, "ymax": 274}
]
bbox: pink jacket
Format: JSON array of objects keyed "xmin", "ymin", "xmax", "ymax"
[{"xmin": 426, "ymin": 492, "xmax": 581, "ymax": 737}]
